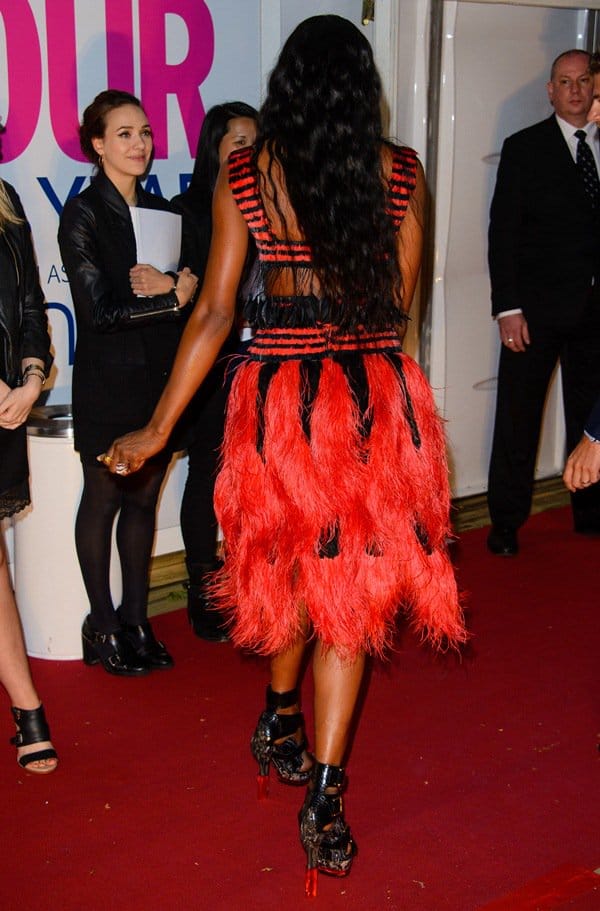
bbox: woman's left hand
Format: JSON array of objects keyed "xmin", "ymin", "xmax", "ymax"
[
  {"xmin": 129, "ymin": 264, "xmax": 174, "ymax": 297},
  {"xmin": 99, "ymin": 425, "xmax": 169, "ymax": 475},
  {"xmin": 0, "ymin": 382, "xmax": 42, "ymax": 429}
]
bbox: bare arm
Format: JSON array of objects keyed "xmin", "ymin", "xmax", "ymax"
[{"xmin": 104, "ymin": 162, "xmax": 249, "ymax": 472}]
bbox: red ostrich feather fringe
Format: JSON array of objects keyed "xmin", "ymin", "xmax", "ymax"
[{"xmin": 213, "ymin": 352, "xmax": 465, "ymax": 659}]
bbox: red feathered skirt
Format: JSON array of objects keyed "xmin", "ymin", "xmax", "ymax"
[{"xmin": 213, "ymin": 326, "xmax": 465, "ymax": 659}]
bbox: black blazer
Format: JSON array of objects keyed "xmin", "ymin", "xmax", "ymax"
[
  {"xmin": 0, "ymin": 181, "xmax": 52, "ymax": 504},
  {"xmin": 585, "ymin": 395, "xmax": 600, "ymax": 438},
  {"xmin": 488, "ymin": 115, "xmax": 600, "ymax": 327},
  {"xmin": 58, "ymin": 171, "xmax": 192, "ymax": 454},
  {"xmin": 0, "ymin": 181, "xmax": 52, "ymax": 386}
]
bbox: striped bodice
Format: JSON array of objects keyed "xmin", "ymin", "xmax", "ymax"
[
  {"xmin": 228, "ymin": 144, "xmax": 418, "ymax": 332},
  {"xmin": 228, "ymin": 144, "xmax": 418, "ymax": 269}
]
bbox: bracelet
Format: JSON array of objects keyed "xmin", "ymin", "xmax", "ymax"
[
  {"xmin": 166, "ymin": 270, "xmax": 179, "ymax": 291},
  {"xmin": 22, "ymin": 363, "xmax": 44, "ymax": 376},
  {"xmin": 22, "ymin": 369, "xmax": 45, "ymax": 387},
  {"xmin": 22, "ymin": 364, "xmax": 46, "ymax": 386}
]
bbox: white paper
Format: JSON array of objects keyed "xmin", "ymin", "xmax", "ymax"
[{"xmin": 130, "ymin": 207, "xmax": 182, "ymax": 272}]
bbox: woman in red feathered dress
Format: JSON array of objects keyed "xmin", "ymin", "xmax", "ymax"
[{"xmin": 106, "ymin": 14, "xmax": 465, "ymax": 894}]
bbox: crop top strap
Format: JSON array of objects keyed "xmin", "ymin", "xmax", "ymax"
[
  {"xmin": 387, "ymin": 145, "xmax": 418, "ymax": 228},
  {"xmin": 228, "ymin": 144, "xmax": 418, "ymax": 253}
]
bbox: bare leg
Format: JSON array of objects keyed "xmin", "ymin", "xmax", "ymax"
[
  {"xmin": 312, "ymin": 641, "xmax": 365, "ymax": 766},
  {"xmin": 271, "ymin": 634, "xmax": 308, "ymax": 693},
  {"xmin": 298, "ymin": 640, "xmax": 364, "ymax": 890},
  {"xmin": 266, "ymin": 629, "xmax": 365, "ymax": 770},
  {"xmin": 0, "ymin": 530, "xmax": 56, "ymax": 771},
  {"xmin": 268, "ymin": 625, "xmax": 312, "ymax": 771}
]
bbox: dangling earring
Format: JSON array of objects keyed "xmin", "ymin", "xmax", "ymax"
[{"xmin": 98, "ymin": 154, "xmax": 104, "ymax": 169}]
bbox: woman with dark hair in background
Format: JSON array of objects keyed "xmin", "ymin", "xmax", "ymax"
[
  {"xmin": 171, "ymin": 101, "xmax": 257, "ymax": 641},
  {"xmin": 105, "ymin": 16, "xmax": 464, "ymax": 892},
  {"xmin": 58, "ymin": 90, "xmax": 197, "ymax": 677},
  {"xmin": 0, "ymin": 178, "xmax": 57, "ymax": 772}
]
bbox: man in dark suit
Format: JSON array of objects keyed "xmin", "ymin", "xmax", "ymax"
[
  {"xmin": 487, "ymin": 48, "xmax": 600, "ymax": 555},
  {"xmin": 564, "ymin": 54, "xmax": 600, "ymax": 495}
]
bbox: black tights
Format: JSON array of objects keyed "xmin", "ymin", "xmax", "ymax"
[{"xmin": 75, "ymin": 456, "xmax": 169, "ymax": 633}]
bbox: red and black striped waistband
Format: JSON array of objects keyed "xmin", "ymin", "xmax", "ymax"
[{"xmin": 246, "ymin": 327, "xmax": 403, "ymax": 361}]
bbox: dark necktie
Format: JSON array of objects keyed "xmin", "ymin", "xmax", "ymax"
[{"xmin": 575, "ymin": 128, "xmax": 600, "ymax": 207}]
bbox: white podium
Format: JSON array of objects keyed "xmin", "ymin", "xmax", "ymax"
[{"xmin": 14, "ymin": 406, "xmax": 186, "ymax": 660}]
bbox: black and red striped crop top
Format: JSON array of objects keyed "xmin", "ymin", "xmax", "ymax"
[{"xmin": 228, "ymin": 143, "xmax": 418, "ymax": 330}]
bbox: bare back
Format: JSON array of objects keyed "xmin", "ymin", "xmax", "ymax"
[{"xmin": 229, "ymin": 142, "xmax": 425, "ymax": 318}]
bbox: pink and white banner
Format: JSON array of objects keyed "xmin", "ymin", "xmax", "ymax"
[{"xmin": 0, "ymin": 0, "xmax": 262, "ymax": 402}]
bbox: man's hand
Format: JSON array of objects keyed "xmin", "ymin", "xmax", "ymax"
[
  {"xmin": 497, "ymin": 313, "xmax": 530, "ymax": 352},
  {"xmin": 563, "ymin": 435, "xmax": 600, "ymax": 491}
]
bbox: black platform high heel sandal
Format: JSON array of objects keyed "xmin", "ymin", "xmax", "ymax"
[
  {"xmin": 299, "ymin": 762, "xmax": 355, "ymax": 898},
  {"xmin": 250, "ymin": 685, "xmax": 313, "ymax": 799},
  {"xmin": 10, "ymin": 704, "xmax": 58, "ymax": 774}
]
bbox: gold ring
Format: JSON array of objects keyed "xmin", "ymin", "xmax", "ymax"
[{"xmin": 101, "ymin": 454, "xmax": 112, "ymax": 465}]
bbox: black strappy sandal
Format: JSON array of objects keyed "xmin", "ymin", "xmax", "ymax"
[
  {"xmin": 10, "ymin": 704, "xmax": 58, "ymax": 774},
  {"xmin": 251, "ymin": 685, "xmax": 313, "ymax": 798},
  {"xmin": 299, "ymin": 762, "xmax": 355, "ymax": 897}
]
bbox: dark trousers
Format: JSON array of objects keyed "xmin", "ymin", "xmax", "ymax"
[
  {"xmin": 179, "ymin": 338, "xmax": 242, "ymax": 581},
  {"xmin": 488, "ymin": 320, "xmax": 600, "ymax": 530}
]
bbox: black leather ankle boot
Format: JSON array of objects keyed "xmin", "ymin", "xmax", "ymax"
[
  {"xmin": 81, "ymin": 615, "xmax": 150, "ymax": 676},
  {"xmin": 117, "ymin": 609, "xmax": 174, "ymax": 670},
  {"xmin": 186, "ymin": 564, "xmax": 229, "ymax": 642}
]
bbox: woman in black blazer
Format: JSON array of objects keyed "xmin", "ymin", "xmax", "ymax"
[{"xmin": 58, "ymin": 90, "xmax": 197, "ymax": 676}]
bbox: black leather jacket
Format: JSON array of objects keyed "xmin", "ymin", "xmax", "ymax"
[
  {"xmin": 58, "ymin": 170, "xmax": 192, "ymax": 453},
  {"xmin": 0, "ymin": 181, "xmax": 52, "ymax": 387}
]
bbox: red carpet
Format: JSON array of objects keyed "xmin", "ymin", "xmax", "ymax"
[{"xmin": 1, "ymin": 506, "xmax": 599, "ymax": 910}]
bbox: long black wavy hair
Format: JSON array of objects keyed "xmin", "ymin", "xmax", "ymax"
[
  {"xmin": 187, "ymin": 101, "xmax": 258, "ymax": 210},
  {"xmin": 256, "ymin": 15, "xmax": 401, "ymax": 324}
]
